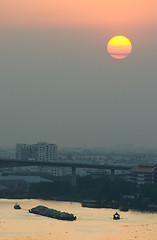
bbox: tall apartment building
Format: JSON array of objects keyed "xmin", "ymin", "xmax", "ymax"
[{"xmin": 16, "ymin": 142, "xmax": 57, "ymax": 161}]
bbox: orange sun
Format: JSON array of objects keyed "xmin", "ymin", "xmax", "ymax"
[{"xmin": 107, "ymin": 36, "xmax": 132, "ymax": 59}]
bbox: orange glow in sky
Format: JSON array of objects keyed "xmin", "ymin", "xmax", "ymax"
[
  {"xmin": 0, "ymin": 0, "xmax": 157, "ymax": 28},
  {"xmin": 107, "ymin": 36, "xmax": 132, "ymax": 59}
]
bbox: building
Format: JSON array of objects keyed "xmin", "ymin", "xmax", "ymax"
[
  {"xmin": 38, "ymin": 166, "xmax": 63, "ymax": 177},
  {"xmin": 36, "ymin": 142, "xmax": 57, "ymax": 161},
  {"xmin": 128, "ymin": 163, "xmax": 157, "ymax": 185},
  {"xmin": 16, "ymin": 143, "xmax": 60, "ymax": 176},
  {"xmin": 16, "ymin": 144, "xmax": 37, "ymax": 161},
  {"xmin": 16, "ymin": 142, "xmax": 57, "ymax": 162}
]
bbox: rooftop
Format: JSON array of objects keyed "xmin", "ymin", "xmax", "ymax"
[{"xmin": 130, "ymin": 163, "xmax": 157, "ymax": 173}]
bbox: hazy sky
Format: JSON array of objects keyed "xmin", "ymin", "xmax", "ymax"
[{"xmin": 0, "ymin": 0, "xmax": 157, "ymax": 148}]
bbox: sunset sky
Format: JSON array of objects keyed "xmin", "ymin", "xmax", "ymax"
[
  {"xmin": 1, "ymin": 0, "xmax": 157, "ymax": 28},
  {"xmin": 0, "ymin": 0, "xmax": 157, "ymax": 149}
]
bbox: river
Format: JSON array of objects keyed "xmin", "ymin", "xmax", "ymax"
[{"xmin": 0, "ymin": 199, "xmax": 157, "ymax": 240}]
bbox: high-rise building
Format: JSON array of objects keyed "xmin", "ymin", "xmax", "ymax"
[{"xmin": 16, "ymin": 142, "xmax": 57, "ymax": 161}]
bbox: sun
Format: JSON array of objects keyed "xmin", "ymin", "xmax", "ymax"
[{"xmin": 107, "ymin": 36, "xmax": 132, "ymax": 59}]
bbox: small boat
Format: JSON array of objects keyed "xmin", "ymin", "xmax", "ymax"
[
  {"xmin": 119, "ymin": 205, "xmax": 128, "ymax": 211},
  {"xmin": 81, "ymin": 200, "xmax": 100, "ymax": 208},
  {"xmin": 113, "ymin": 212, "xmax": 120, "ymax": 220},
  {"xmin": 14, "ymin": 204, "xmax": 21, "ymax": 209},
  {"xmin": 119, "ymin": 202, "xmax": 129, "ymax": 211}
]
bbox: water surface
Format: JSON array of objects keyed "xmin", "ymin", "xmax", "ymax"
[{"xmin": 0, "ymin": 199, "xmax": 157, "ymax": 240}]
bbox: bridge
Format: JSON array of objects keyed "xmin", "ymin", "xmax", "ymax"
[{"xmin": 0, "ymin": 158, "xmax": 132, "ymax": 186}]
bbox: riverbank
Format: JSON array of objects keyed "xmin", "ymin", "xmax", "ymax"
[
  {"xmin": 1, "ymin": 175, "xmax": 157, "ymax": 212},
  {"xmin": 1, "ymin": 196, "xmax": 157, "ymax": 213}
]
